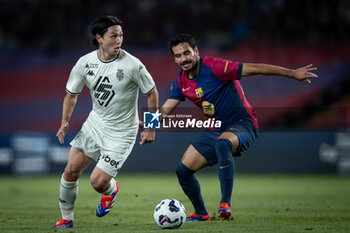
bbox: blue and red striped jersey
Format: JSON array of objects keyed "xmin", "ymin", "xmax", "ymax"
[{"xmin": 169, "ymin": 56, "xmax": 258, "ymax": 129}]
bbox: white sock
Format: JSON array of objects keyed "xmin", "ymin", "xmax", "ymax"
[
  {"xmin": 102, "ymin": 178, "xmax": 117, "ymax": 196},
  {"xmin": 59, "ymin": 174, "xmax": 78, "ymax": 221}
]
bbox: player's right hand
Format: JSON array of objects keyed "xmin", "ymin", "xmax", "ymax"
[
  {"xmin": 139, "ymin": 129, "xmax": 155, "ymax": 145},
  {"xmin": 56, "ymin": 122, "xmax": 69, "ymax": 144}
]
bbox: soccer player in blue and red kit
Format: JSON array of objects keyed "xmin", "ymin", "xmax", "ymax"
[{"xmin": 160, "ymin": 34, "xmax": 317, "ymax": 221}]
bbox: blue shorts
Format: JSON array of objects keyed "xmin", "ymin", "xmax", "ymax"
[{"xmin": 191, "ymin": 119, "xmax": 259, "ymax": 166}]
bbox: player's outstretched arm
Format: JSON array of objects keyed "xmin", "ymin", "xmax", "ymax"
[
  {"xmin": 242, "ymin": 63, "xmax": 318, "ymax": 83},
  {"xmin": 160, "ymin": 99, "xmax": 181, "ymax": 119},
  {"xmin": 56, "ymin": 93, "xmax": 78, "ymax": 144},
  {"xmin": 140, "ymin": 88, "xmax": 159, "ymax": 145}
]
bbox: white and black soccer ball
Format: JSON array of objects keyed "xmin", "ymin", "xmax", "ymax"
[{"xmin": 153, "ymin": 199, "xmax": 186, "ymax": 229}]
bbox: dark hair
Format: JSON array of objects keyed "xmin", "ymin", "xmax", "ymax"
[
  {"xmin": 90, "ymin": 16, "xmax": 123, "ymax": 47},
  {"xmin": 168, "ymin": 33, "xmax": 197, "ymax": 54}
]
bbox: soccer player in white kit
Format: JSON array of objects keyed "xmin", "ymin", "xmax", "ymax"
[{"xmin": 53, "ymin": 16, "xmax": 158, "ymax": 229}]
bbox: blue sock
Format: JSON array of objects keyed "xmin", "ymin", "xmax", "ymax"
[
  {"xmin": 216, "ymin": 138, "xmax": 234, "ymax": 205},
  {"xmin": 175, "ymin": 162, "xmax": 208, "ymax": 216}
]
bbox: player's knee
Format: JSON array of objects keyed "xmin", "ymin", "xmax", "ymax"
[
  {"xmin": 176, "ymin": 162, "xmax": 194, "ymax": 180},
  {"xmin": 216, "ymin": 138, "xmax": 233, "ymax": 151},
  {"xmin": 215, "ymin": 138, "xmax": 233, "ymax": 161},
  {"xmin": 64, "ymin": 164, "xmax": 82, "ymax": 181}
]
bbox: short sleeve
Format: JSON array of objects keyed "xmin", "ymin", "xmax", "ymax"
[
  {"xmin": 203, "ymin": 56, "xmax": 242, "ymax": 83},
  {"xmin": 169, "ymin": 79, "xmax": 185, "ymax": 101},
  {"xmin": 133, "ymin": 62, "xmax": 156, "ymax": 95},
  {"xmin": 66, "ymin": 62, "xmax": 85, "ymax": 95}
]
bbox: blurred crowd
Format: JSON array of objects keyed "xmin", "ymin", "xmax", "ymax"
[{"xmin": 1, "ymin": 0, "xmax": 350, "ymax": 53}]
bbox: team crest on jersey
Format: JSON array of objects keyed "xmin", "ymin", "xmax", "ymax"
[
  {"xmin": 195, "ymin": 87, "xmax": 203, "ymax": 98},
  {"xmin": 116, "ymin": 69, "xmax": 124, "ymax": 81}
]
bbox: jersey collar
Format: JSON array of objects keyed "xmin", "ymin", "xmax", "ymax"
[{"xmin": 96, "ymin": 50, "xmax": 121, "ymax": 63}]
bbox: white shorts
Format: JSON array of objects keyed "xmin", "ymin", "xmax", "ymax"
[{"xmin": 70, "ymin": 126, "xmax": 134, "ymax": 177}]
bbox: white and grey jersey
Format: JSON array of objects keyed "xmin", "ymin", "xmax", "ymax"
[{"xmin": 66, "ymin": 49, "xmax": 155, "ymax": 148}]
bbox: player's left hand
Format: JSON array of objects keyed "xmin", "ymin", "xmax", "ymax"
[
  {"xmin": 293, "ymin": 64, "xmax": 318, "ymax": 83},
  {"xmin": 140, "ymin": 129, "xmax": 156, "ymax": 145}
]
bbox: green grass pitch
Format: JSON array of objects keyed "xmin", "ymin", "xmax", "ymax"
[{"xmin": 0, "ymin": 173, "xmax": 349, "ymax": 233}]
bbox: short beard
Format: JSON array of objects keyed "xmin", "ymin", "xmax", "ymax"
[{"xmin": 183, "ymin": 60, "xmax": 198, "ymax": 73}]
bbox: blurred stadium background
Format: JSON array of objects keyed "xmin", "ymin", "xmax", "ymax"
[{"xmin": 0, "ymin": 0, "xmax": 349, "ymax": 176}]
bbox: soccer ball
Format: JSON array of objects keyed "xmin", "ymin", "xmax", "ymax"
[{"xmin": 153, "ymin": 199, "xmax": 186, "ymax": 229}]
